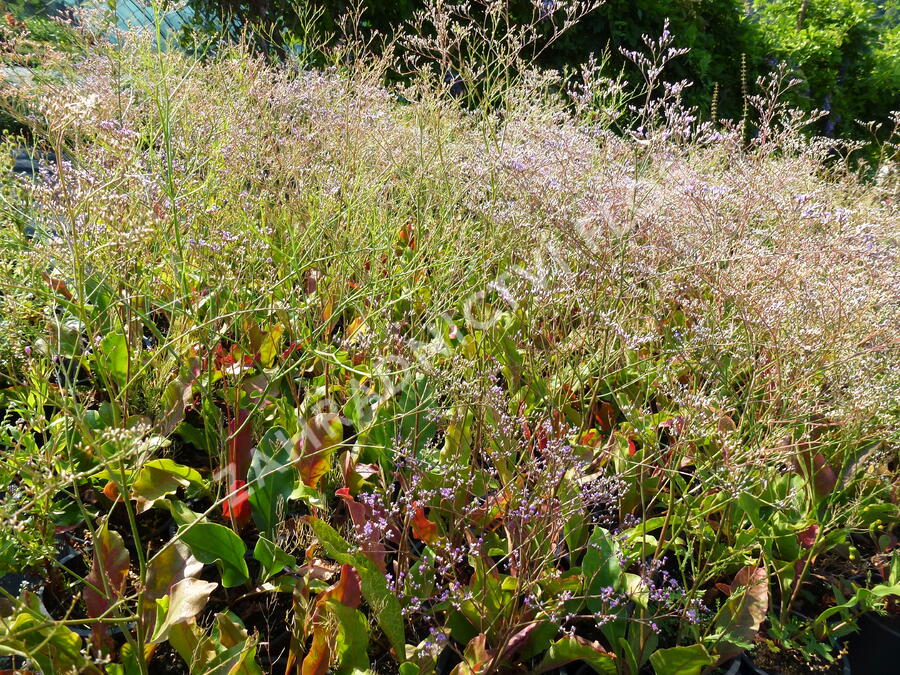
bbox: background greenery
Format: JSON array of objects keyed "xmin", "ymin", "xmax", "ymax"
[
  {"xmin": 5, "ymin": 1, "xmax": 899, "ymax": 136},
  {"xmin": 177, "ymin": 0, "xmax": 900, "ymax": 137}
]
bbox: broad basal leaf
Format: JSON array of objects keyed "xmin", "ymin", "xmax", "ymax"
[
  {"xmin": 411, "ymin": 504, "xmax": 439, "ymax": 544},
  {"xmin": 307, "ymin": 517, "xmax": 405, "ymax": 656},
  {"xmin": 98, "ymin": 331, "xmax": 128, "ymax": 389},
  {"xmin": 649, "ymin": 644, "xmax": 714, "ymax": 675},
  {"xmin": 336, "ymin": 487, "xmax": 394, "ymax": 571},
  {"xmin": 253, "ymin": 537, "xmax": 297, "ymax": 582},
  {"xmin": 318, "ymin": 564, "xmax": 362, "ymax": 612},
  {"xmin": 296, "ymin": 413, "xmax": 343, "ymax": 489},
  {"xmin": 222, "ymin": 479, "xmax": 252, "ymax": 531},
  {"xmin": 451, "ymin": 634, "xmax": 491, "ymax": 675},
  {"xmin": 329, "ymin": 603, "xmax": 370, "ymax": 673},
  {"xmin": 583, "ymin": 527, "xmax": 623, "ymax": 612},
  {"xmin": 84, "ymin": 520, "xmax": 131, "ymax": 620},
  {"xmin": 537, "ymin": 636, "xmax": 616, "ymax": 674},
  {"xmin": 228, "ymin": 409, "xmax": 254, "ymax": 483},
  {"xmin": 144, "ymin": 540, "xmax": 204, "ymax": 628},
  {"xmin": 248, "ymin": 426, "xmax": 295, "ymax": 536},
  {"xmin": 132, "ymin": 459, "xmax": 205, "ymax": 513},
  {"xmin": 714, "ymin": 566, "xmax": 769, "ymax": 659},
  {"xmin": 3, "ymin": 591, "xmax": 88, "ymax": 674},
  {"xmin": 178, "ymin": 522, "xmax": 250, "ymax": 587},
  {"xmin": 151, "ymin": 577, "xmax": 219, "ymax": 643},
  {"xmin": 302, "ymin": 624, "xmax": 332, "ymax": 675}
]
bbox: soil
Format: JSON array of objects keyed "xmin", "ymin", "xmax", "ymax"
[{"xmin": 749, "ymin": 640, "xmax": 845, "ymax": 675}]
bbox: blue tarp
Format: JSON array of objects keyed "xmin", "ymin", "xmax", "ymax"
[{"xmin": 57, "ymin": 1, "xmax": 193, "ymax": 41}]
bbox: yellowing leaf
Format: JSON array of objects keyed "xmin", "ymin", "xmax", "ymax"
[
  {"xmin": 296, "ymin": 412, "xmax": 343, "ymax": 489},
  {"xmin": 259, "ymin": 324, "xmax": 284, "ymax": 367},
  {"xmin": 131, "ymin": 459, "xmax": 204, "ymax": 513},
  {"xmin": 151, "ymin": 578, "xmax": 218, "ymax": 644},
  {"xmin": 301, "ymin": 624, "xmax": 331, "ymax": 675}
]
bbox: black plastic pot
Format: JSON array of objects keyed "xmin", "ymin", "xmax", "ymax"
[{"xmin": 846, "ymin": 612, "xmax": 900, "ymax": 675}]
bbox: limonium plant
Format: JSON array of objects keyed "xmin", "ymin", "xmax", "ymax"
[{"xmin": 0, "ymin": 1, "xmax": 897, "ymax": 674}]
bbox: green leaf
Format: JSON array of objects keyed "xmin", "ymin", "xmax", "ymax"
[
  {"xmin": 812, "ymin": 581, "xmax": 900, "ymax": 636},
  {"xmin": 290, "ymin": 482, "xmax": 327, "ymax": 509},
  {"xmin": 583, "ymin": 527, "xmax": 622, "ymax": 612},
  {"xmin": 248, "ymin": 427, "xmax": 295, "ymax": 537},
  {"xmin": 329, "ymin": 602, "xmax": 370, "ymax": 673},
  {"xmin": 536, "ymin": 636, "xmax": 616, "ymax": 674},
  {"xmin": 208, "ymin": 612, "xmax": 264, "ymax": 674},
  {"xmin": 649, "ymin": 644, "xmax": 714, "ymax": 675},
  {"xmin": 177, "ymin": 522, "xmax": 249, "ymax": 587},
  {"xmin": 307, "ymin": 517, "xmax": 405, "ymax": 657},
  {"xmin": 99, "ymin": 331, "xmax": 129, "ymax": 388},
  {"xmin": 1, "ymin": 591, "xmax": 88, "ymax": 673},
  {"xmin": 169, "ymin": 500, "xmax": 206, "ymax": 527},
  {"xmin": 302, "ymin": 624, "xmax": 331, "ymax": 675},
  {"xmin": 253, "ymin": 537, "xmax": 296, "ymax": 582}
]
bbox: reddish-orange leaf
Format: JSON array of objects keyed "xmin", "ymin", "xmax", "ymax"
[
  {"xmin": 579, "ymin": 429, "xmax": 599, "ymax": 446},
  {"xmin": 793, "ymin": 449, "xmax": 837, "ymax": 499},
  {"xmin": 222, "ymin": 480, "xmax": 252, "ymax": 530},
  {"xmin": 227, "ymin": 409, "xmax": 253, "ymax": 483},
  {"xmin": 102, "ymin": 481, "xmax": 120, "ymax": 501},
  {"xmin": 469, "ymin": 491, "xmax": 509, "ymax": 531},
  {"xmin": 42, "ymin": 272, "xmax": 72, "ymax": 300},
  {"xmin": 318, "ymin": 563, "xmax": 362, "ymax": 610},
  {"xmin": 395, "ymin": 223, "xmax": 415, "ymax": 252},
  {"xmin": 335, "ymin": 488, "xmax": 392, "ymax": 571},
  {"xmin": 411, "ymin": 504, "xmax": 439, "ymax": 544},
  {"xmin": 594, "ymin": 401, "xmax": 616, "ymax": 432}
]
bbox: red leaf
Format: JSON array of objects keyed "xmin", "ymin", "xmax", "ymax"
[
  {"xmin": 579, "ymin": 429, "xmax": 599, "ymax": 446},
  {"xmin": 501, "ymin": 623, "xmax": 540, "ymax": 662},
  {"xmin": 797, "ymin": 524, "xmax": 819, "ymax": 549},
  {"xmin": 336, "ymin": 488, "xmax": 393, "ymax": 571},
  {"xmin": 102, "ymin": 481, "xmax": 120, "ymax": 501},
  {"xmin": 84, "ymin": 522, "xmax": 130, "ymax": 619},
  {"xmin": 84, "ymin": 521, "xmax": 130, "ymax": 649},
  {"xmin": 395, "ymin": 223, "xmax": 415, "ymax": 252},
  {"xmin": 460, "ymin": 634, "xmax": 492, "ymax": 673},
  {"xmin": 659, "ymin": 416, "xmax": 686, "ymax": 437},
  {"xmin": 280, "ymin": 341, "xmax": 302, "ymax": 360},
  {"xmin": 469, "ymin": 491, "xmax": 510, "ymax": 531},
  {"xmin": 593, "ymin": 401, "xmax": 616, "ymax": 432},
  {"xmin": 222, "ymin": 480, "xmax": 251, "ymax": 530},
  {"xmin": 43, "ymin": 272, "xmax": 72, "ymax": 300},
  {"xmin": 411, "ymin": 504, "xmax": 439, "ymax": 544},
  {"xmin": 318, "ymin": 564, "xmax": 362, "ymax": 609},
  {"xmin": 715, "ymin": 566, "xmax": 769, "ymax": 660},
  {"xmin": 227, "ymin": 409, "xmax": 253, "ymax": 483},
  {"xmin": 792, "ymin": 449, "xmax": 837, "ymax": 498}
]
